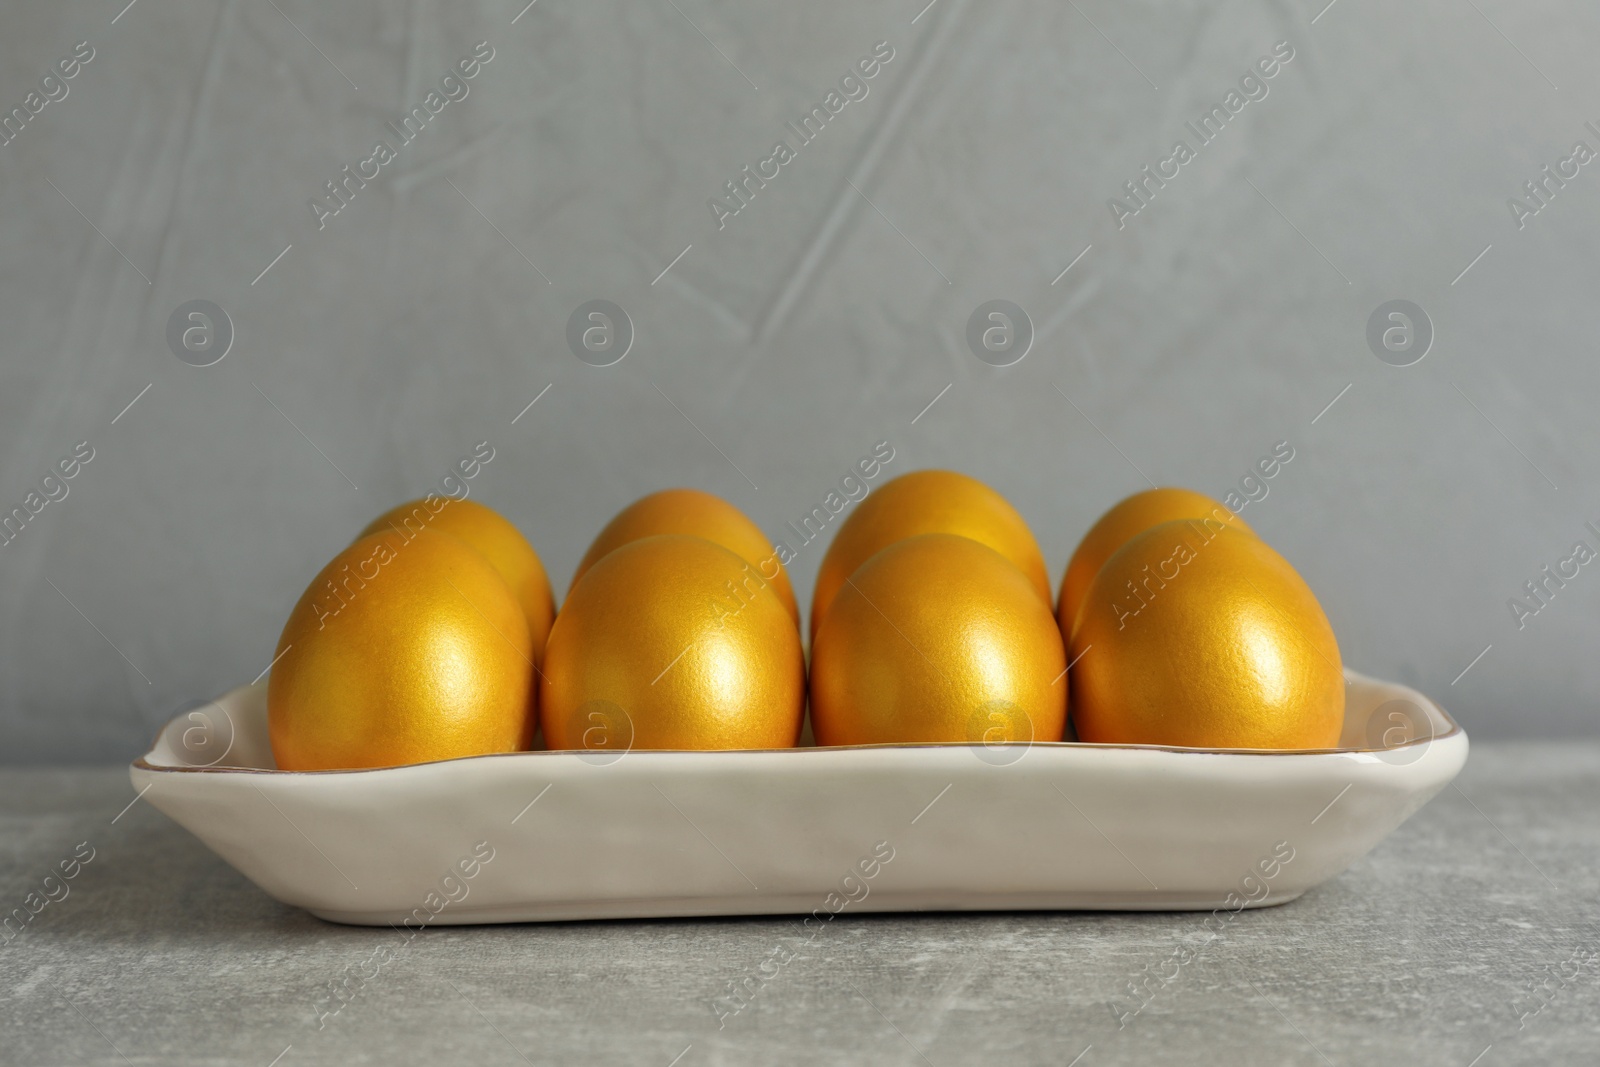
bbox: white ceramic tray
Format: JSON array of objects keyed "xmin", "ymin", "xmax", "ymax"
[{"xmin": 131, "ymin": 670, "xmax": 1466, "ymax": 925}]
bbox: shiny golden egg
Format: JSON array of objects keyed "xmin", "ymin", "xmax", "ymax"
[
  {"xmin": 361, "ymin": 497, "xmax": 555, "ymax": 662},
  {"xmin": 542, "ymin": 535, "xmax": 804, "ymax": 751},
  {"xmin": 1070, "ymin": 521, "xmax": 1343, "ymax": 749},
  {"xmin": 569, "ymin": 488, "xmax": 798, "ymax": 628},
  {"xmin": 268, "ymin": 527, "xmax": 536, "ymax": 770},
  {"xmin": 810, "ymin": 470, "xmax": 1050, "ymax": 644},
  {"xmin": 1059, "ymin": 487, "xmax": 1250, "ymax": 638},
  {"xmin": 810, "ymin": 533, "xmax": 1067, "ymax": 747}
]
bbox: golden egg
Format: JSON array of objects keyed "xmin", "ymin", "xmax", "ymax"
[
  {"xmin": 268, "ymin": 527, "xmax": 536, "ymax": 770},
  {"xmin": 569, "ymin": 488, "xmax": 798, "ymax": 628},
  {"xmin": 1059, "ymin": 488, "xmax": 1251, "ymax": 638},
  {"xmin": 1070, "ymin": 522, "xmax": 1343, "ymax": 749},
  {"xmin": 811, "ymin": 533, "xmax": 1067, "ymax": 747},
  {"xmin": 810, "ymin": 470, "xmax": 1050, "ymax": 644},
  {"xmin": 361, "ymin": 498, "xmax": 555, "ymax": 662},
  {"xmin": 542, "ymin": 535, "xmax": 804, "ymax": 750}
]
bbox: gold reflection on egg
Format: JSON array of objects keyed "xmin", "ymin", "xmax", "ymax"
[
  {"xmin": 268, "ymin": 527, "xmax": 536, "ymax": 770},
  {"xmin": 541, "ymin": 535, "xmax": 804, "ymax": 750},
  {"xmin": 810, "ymin": 533, "xmax": 1066, "ymax": 746},
  {"xmin": 1070, "ymin": 522, "xmax": 1343, "ymax": 749}
]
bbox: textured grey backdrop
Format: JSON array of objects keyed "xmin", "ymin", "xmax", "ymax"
[{"xmin": 2, "ymin": 0, "xmax": 1597, "ymax": 763}]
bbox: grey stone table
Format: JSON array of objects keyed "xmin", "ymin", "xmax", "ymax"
[{"xmin": 3, "ymin": 745, "xmax": 1597, "ymax": 1066}]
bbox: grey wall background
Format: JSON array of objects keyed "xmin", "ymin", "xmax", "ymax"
[{"xmin": 2, "ymin": 0, "xmax": 1597, "ymax": 762}]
